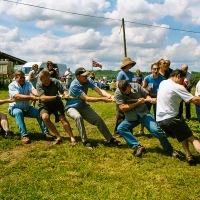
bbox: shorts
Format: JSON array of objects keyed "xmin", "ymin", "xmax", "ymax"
[
  {"xmin": 157, "ymin": 116, "xmax": 193, "ymax": 142},
  {"xmin": 195, "ymin": 105, "xmax": 200, "ymax": 122},
  {"xmin": 39, "ymin": 102, "xmax": 65, "ymax": 123}
]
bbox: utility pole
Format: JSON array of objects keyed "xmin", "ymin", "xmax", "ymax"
[{"xmin": 122, "ymin": 18, "xmax": 127, "ymax": 57}]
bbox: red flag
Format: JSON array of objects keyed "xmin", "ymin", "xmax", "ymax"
[{"xmin": 92, "ymin": 60, "xmax": 102, "ymax": 69}]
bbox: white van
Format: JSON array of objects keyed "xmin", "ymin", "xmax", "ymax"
[{"xmin": 15, "ymin": 62, "xmax": 67, "ymax": 80}]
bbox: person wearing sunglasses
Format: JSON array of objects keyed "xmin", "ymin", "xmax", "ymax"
[
  {"xmin": 137, "ymin": 63, "xmax": 165, "ymax": 136},
  {"xmin": 8, "ymin": 70, "xmax": 51, "ymax": 144},
  {"xmin": 158, "ymin": 59, "xmax": 171, "ymax": 79}
]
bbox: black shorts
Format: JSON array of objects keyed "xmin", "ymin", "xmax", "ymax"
[
  {"xmin": 157, "ymin": 116, "xmax": 193, "ymax": 142},
  {"xmin": 39, "ymin": 101, "xmax": 65, "ymax": 123}
]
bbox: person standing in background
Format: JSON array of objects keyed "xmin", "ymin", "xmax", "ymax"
[
  {"xmin": 165, "ymin": 59, "xmax": 173, "ymax": 76},
  {"xmin": 158, "ymin": 59, "xmax": 171, "ymax": 79},
  {"xmin": 89, "ymin": 71, "xmax": 95, "ymax": 81},
  {"xmin": 179, "ymin": 64, "xmax": 196, "ymax": 119},
  {"xmin": 138, "ymin": 62, "xmax": 165, "ymax": 136},
  {"xmin": 195, "ymin": 80, "xmax": 200, "ymax": 128},
  {"xmin": 28, "ymin": 64, "xmax": 39, "ymax": 107},
  {"xmin": 134, "ymin": 69, "xmax": 144, "ymax": 85},
  {"xmin": 47, "ymin": 61, "xmax": 58, "ymax": 79},
  {"xmin": 110, "ymin": 79, "xmax": 117, "ymax": 92},
  {"xmin": 64, "ymin": 67, "xmax": 73, "ymax": 89}
]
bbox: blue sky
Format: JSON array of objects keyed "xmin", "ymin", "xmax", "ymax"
[{"xmin": 0, "ymin": 0, "xmax": 200, "ymax": 72}]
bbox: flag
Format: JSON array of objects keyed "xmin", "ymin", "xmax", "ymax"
[{"xmin": 92, "ymin": 60, "xmax": 102, "ymax": 69}]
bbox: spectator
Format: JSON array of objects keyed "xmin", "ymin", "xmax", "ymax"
[
  {"xmin": 110, "ymin": 79, "xmax": 117, "ymax": 92},
  {"xmin": 8, "ymin": 70, "xmax": 50, "ymax": 144},
  {"xmin": 138, "ymin": 63, "xmax": 165, "ymax": 136},
  {"xmin": 195, "ymin": 80, "xmax": 200, "ymax": 126},
  {"xmin": 158, "ymin": 59, "xmax": 171, "ymax": 79},
  {"xmin": 114, "ymin": 57, "xmax": 136, "ymax": 138},
  {"xmin": 47, "ymin": 61, "xmax": 58, "ymax": 79},
  {"xmin": 64, "ymin": 67, "xmax": 73, "ymax": 89},
  {"xmin": 179, "ymin": 64, "xmax": 196, "ymax": 119},
  {"xmin": 64, "ymin": 67, "xmax": 121, "ymax": 149},
  {"xmin": 28, "ymin": 64, "xmax": 39, "ymax": 88},
  {"xmin": 89, "ymin": 71, "xmax": 95, "ymax": 81},
  {"xmin": 165, "ymin": 59, "xmax": 173, "ymax": 76},
  {"xmin": 134, "ymin": 69, "xmax": 144, "ymax": 85},
  {"xmin": 28, "ymin": 64, "xmax": 39, "ymax": 107},
  {"xmin": 97, "ymin": 77, "xmax": 105, "ymax": 89},
  {"xmin": 156, "ymin": 69, "xmax": 200, "ymax": 165},
  {"xmin": 36, "ymin": 69, "xmax": 76, "ymax": 145},
  {"xmin": 115, "ymin": 80, "xmax": 178, "ymax": 157}
]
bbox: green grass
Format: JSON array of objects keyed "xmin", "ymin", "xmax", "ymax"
[{"xmin": 0, "ymin": 89, "xmax": 200, "ymax": 200}]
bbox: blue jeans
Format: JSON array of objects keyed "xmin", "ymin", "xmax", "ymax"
[
  {"xmin": 117, "ymin": 114, "xmax": 173, "ymax": 154},
  {"xmin": 9, "ymin": 106, "xmax": 49, "ymax": 137}
]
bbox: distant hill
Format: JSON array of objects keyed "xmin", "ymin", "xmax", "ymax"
[
  {"xmin": 89, "ymin": 70, "xmax": 151, "ymax": 80},
  {"xmin": 90, "ymin": 70, "xmax": 200, "ymax": 84}
]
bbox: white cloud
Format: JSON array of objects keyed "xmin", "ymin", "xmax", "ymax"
[{"xmin": 0, "ymin": 0, "xmax": 200, "ymax": 72}]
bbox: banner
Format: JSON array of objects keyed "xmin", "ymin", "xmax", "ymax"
[{"xmin": 92, "ymin": 60, "xmax": 102, "ymax": 69}]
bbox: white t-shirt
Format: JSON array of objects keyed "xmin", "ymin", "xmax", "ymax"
[
  {"xmin": 64, "ymin": 70, "xmax": 73, "ymax": 79},
  {"xmin": 156, "ymin": 79, "xmax": 194, "ymax": 121},
  {"xmin": 195, "ymin": 80, "xmax": 200, "ymax": 97}
]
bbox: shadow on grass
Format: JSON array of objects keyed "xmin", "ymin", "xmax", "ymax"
[{"xmin": 135, "ymin": 133, "xmax": 153, "ymax": 138}]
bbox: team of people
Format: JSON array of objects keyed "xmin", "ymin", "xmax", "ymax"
[{"xmin": 1, "ymin": 58, "xmax": 200, "ymax": 165}]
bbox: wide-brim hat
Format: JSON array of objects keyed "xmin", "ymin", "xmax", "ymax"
[{"xmin": 120, "ymin": 57, "xmax": 136, "ymax": 69}]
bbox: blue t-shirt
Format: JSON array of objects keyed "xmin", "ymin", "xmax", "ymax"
[
  {"xmin": 65, "ymin": 77, "xmax": 96, "ymax": 109},
  {"xmin": 116, "ymin": 70, "xmax": 134, "ymax": 82},
  {"xmin": 144, "ymin": 74, "xmax": 165, "ymax": 95}
]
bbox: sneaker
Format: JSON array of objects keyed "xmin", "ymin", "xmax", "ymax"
[
  {"xmin": 134, "ymin": 145, "xmax": 146, "ymax": 157},
  {"xmin": 109, "ymin": 138, "xmax": 122, "ymax": 146},
  {"xmin": 21, "ymin": 136, "xmax": 31, "ymax": 144},
  {"xmin": 171, "ymin": 150, "xmax": 181, "ymax": 158},
  {"xmin": 83, "ymin": 141, "xmax": 93, "ymax": 149},
  {"xmin": 137, "ymin": 130, "xmax": 145, "ymax": 136},
  {"xmin": 5, "ymin": 131, "xmax": 20, "ymax": 140}
]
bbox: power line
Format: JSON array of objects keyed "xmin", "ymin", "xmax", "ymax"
[{"xmin": 2, "ymin": 0, "xmax": 200, "ymax": 34}]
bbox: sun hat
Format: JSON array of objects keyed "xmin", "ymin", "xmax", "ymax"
[
  {"xmin": 120, "ymin": 57, "xmax": 136, "ymax": 69},
  {"xmin": 75, "ymin": 67, "xmax": 89, "ymax": 76}
]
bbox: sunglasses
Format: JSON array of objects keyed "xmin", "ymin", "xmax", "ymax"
[
  {"xmin": 18, "ymin": 76, "xmax": 25, "ymax": 80},
  {"xmin": 152, "ymin": 68, "xmax": 160, "ymax": 71}
]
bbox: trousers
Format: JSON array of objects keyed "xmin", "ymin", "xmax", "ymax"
[
  {"xmin": 66, "ymin": 105, "xmax": 113, "ymax": 143},
  {"xmin": 9, "ymin": 106, "xmax": 49, "ymax": 137}
]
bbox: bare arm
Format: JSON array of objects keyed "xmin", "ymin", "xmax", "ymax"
[
  {"xmin": 14, "ymin": 94, "xmax": 37, "ymax": 101},
  {"xmin": 31, "ymin": 87, "xmax": 39, "ymax": 96},
  {"xmin": 80, "ymin": 93, "xmax": 112, "ymax": 103},
  {"xmin": 119, "ymin": 98, "xmax": 145, "ymax": 112},
  {"xmin": 189, "ymin": 96, "xmax": 200, "ymax": 106},
  {"xmin": 39, "ymin": 95, "xmax": 57, "ymax": 102},
  {"xmin": 93, "ymin": 86, "xmax": 113, "ymax": 99},
  {"xmin": 141, "ymin": 80, "xmax": 147, "ymax": 88},
  {"xmin": 0, "ymin": 99, "xmax": 15, "ymax": 105}
]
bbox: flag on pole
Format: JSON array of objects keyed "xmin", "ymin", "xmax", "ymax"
[{"xmin": 92, "ymin": 60, "xmax": 102, "ymax": 69}]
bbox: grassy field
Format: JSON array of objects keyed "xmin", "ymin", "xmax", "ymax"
[{"xmin": 0, "ymin": 88, "xmax": 200, "ymax": 200}]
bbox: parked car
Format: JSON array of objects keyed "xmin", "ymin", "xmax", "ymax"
[{"xmin": 14, "ymin": 62, "xmax": 67, "ymax": 80}]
